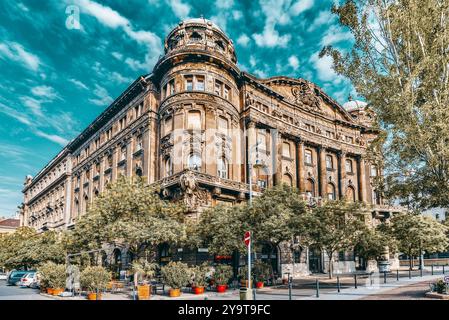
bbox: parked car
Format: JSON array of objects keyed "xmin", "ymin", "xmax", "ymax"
[
  {"xmin": 19, "ymin": 272, "xmax": 37, "ymax": 287},
  {"xmin": 0, "ymin": 273, "xmax": 7, "ymax": 280},
  {"xmin": 7, "ymin": 271, "xmax": 31, "ymax": 286}
]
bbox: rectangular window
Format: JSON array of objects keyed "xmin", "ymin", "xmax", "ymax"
[
  {"xmin": 185, "ymin": 76, "xmax": 193, "ymax": 91},
  {"xmin": 257, "ymin": 131, "xmax": 267, "ymax": 150},
  {"xmin": 214, "ymin": 80, "xmax": 222, "ymax": 96},
  {"xmin": 282, "ymin": 142, "xmax": 291, "ymax": 158},
  {"xmin": 120, "ymin": 146, "xmax": 127, "ymax": 161},
  {"xmin": 223, "ymin": 85, "xmax": 230, "ymax": 99},
  {"xmin": 345, "ymin": 159, "xmax": 353, "ymax": 173},
  {"xmin": 107, "ymin": 155, "xmax": 113, "ymax": 168},
  {"xmin": 218, "ymin": 116, "xmax": 228, "ymax": 134},
  {"xmin": 305, "ymin": 150, "xmax": 313, "ymax": 165},
  {"xmin": 326, "ymin": 155, "xmax": 333, "ymax": 169},
  {"xmin": 135, "ymin": 135, "xmax": 143, "ymax": 151},
  {"xmin": 195, "ymin": 76, "xmax": 205, "ymax": 91},
  {"xmin": 188, "ymin": 111, "xmax": 201, "ymax": 130},
  {"xmin": 371, "ymin": 165, "xmax": 377, "ymax": 177},
  {"xmin": 169, "ymin": 79, "xmax": 175, "ymax": 95}
]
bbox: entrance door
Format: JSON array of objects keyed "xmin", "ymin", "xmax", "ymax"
[{"xmin": 308, "ymin": 247, "xmax": 322, "ymax": 273}]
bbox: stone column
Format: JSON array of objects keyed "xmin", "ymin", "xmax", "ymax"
[
  {"xmin": 246, "ymin": 121, "xmax": 257, "ymax": 184},
  {"xmin": 126, "ymin": 138, "xmax": 133, "ymax": 177},
  {"xmin": 99, "ymin": 156, "xmax": 105, "ymax": 192},
  {"xmin": 112, "ymin": 147, "xmax": 118, "ymax": 181},
  {"xmin": 357, "ymin": 156, "xmax": 367, "ymax": 203},
  {"xmin": 337, "ymin": 151, "xmax": 346, "ymax": 199},
  {"xmin": 318, "ymin": 146, "xmax": 327, "ymax": 198},
  {"xmin": 295, "ymin": 139, "xmax": 305, "ymax": 193}
]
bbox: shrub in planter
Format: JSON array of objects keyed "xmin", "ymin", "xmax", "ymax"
[
  {"xmin": 432, "ymin": 280, "xmax": 447, "ymax": 294},
  {"xmin": 161, "ymin": 261, "xmax": 191, "ymax": 297},
  {"xmin": 253, "ymin": 261, "xmax": 272, "ymax": 288},
  {"xmin": 190, "ymin": 263, "xmax": 211, "ymax": 294},
  {"xmin": 131, "ymin": 259, "xmax": 158, "ymax": 300},
  {"xmin": 80, "ymin": 266, "xmax": 111, "ymax": 300},
  {"xmin": 38, "ymin": 262, "xmax": 67, "ymax": 295},
  {"xmin": 214, "ymin": 265, "xmax": 233, "ymax": 293}
]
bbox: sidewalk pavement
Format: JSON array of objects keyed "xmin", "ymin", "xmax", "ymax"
[{"xmin": 299, "ymin": 274, "xmax": 443, "ymax": 300}]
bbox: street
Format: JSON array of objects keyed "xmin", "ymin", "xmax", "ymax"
[{"xmin": 0, "ymin": 280, "xmax": 52, "ymax": 300}]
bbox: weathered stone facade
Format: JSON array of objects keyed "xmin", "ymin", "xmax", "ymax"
[{"xmin": 21, "ymin": 18, "xmax": 401, "ymax": 276}]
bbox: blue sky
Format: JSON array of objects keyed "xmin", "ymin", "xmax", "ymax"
[{"xmin": 0, "ymin": 0, "xmax": 357, "ymax": 217}]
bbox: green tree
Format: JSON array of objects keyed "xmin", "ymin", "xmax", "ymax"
[
  {"xmin": 300, "ymin": 200, "xmax": 367, "ymax": 278},
  {"xmin": 355, "ymin": 226, "xmax": 397, "ymax": 262},
  {"xmin": 0, "ymin": 227, "xmax": 37, "ymax": 270},
  {"xmin": 321, "ymin": 0, "xmax": 449, "ymax": 210},
  {"xmin": 66, "ymin": 176, "xmax": 187, "ymax": 260},
  {"xmin": 385, "ymin": 213, "xmax": 448, "ymax": 269}
]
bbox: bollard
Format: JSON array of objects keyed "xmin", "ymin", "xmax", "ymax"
[
  {"xmin": 288, "ymin": 275, "xmax": 292, "ymax": 301},
  {"xmin": 316, "ymin": 279, "xmax": 320, "ymax": 298},
  {"xmin": 369, "ymin": 273, "xmax": 372, "ymax": 286},
  {"xmin": 384, "ymin": 271, "xmax": 387, "ymax": 284},
  {"xmin": 396, "ymin": 269, "xmax": 399, "ymax": 281},
  {"xmin": 354, "ymin": 274, "xmax": 358, "ymax": 289},
  {"xmin": 337, "ymin": 276, "xmax": 341, "ymax": 293},
  {"xmin": 432, "ymin": 265, "xmax": 434, "ymax": 275},
  {"xmin": 408, "ymin": 269, "xmax": 411, "ymax": 279},
  {"xmin": 444, "ymin": 265, "xmax": 445, "ymax": 274},
  {"xmin": 420, "ymin": 267, "xmax": 423, "ymax": 277}
]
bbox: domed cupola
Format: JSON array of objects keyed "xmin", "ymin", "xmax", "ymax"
[{"xmin": 164, "ymin": 17, "xmax": 237, "ymax": 64}]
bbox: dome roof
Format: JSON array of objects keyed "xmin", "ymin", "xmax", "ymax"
[
  {"xmin": 343, "ymin": 100, "xmax": 367, "ymax": 112},
  {"xmin": 180, "ymin": 18, "xmax": 224, "ymax": 33}
]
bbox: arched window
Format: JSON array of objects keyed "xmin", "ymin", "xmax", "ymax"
[
  {"xmin": 282, "ymin": 173, "xmax": 293, "ymax": 186},
  {"xmin": 217, "ymin": 157, "xmax": 228, "ymax": 179},
  {"xmin": 218, "ymin": 116, "xmax": 228, "ymax": 134},
  {"xmin": 346, "ymin": 186, "xmax": 356, "ymax": 202},
  {"xmin": 305, "ymin": 178, "xmax": 315, "ymax": 197},
  {"xmin": 215, "ymin": 40, "xmax": 225, "ymax": 51},
  {"xmin": 135, "ymin": 166, "xmax": 143, "ymax": 177},
  {"xmin": 372, "ymin": 189, "xmax": 381, "ymax": 205},
  {"xmin": 188, "ymin": 153, "xmax": 202, "ymax": 171},
  {"xmin": 165, "ymin": 157, "xmax": 173, "ymax": 177},
  {"xmin": 327, "ymin": 183, "xmax": 336, "ymax": 200},
  {"xmin": 190, "ymin": 31, "xmax": 202, "ymax": 42}
]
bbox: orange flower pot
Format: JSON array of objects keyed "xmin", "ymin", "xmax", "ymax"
[
  {"xmin": 52, "ymin": 288, "xmax": 64, "ymax": 296},
  {"xmin": 137, "ymin": 284, "xmax": 151, "ymax": 300},
  {"xmin": 169, "ymin": 288, "xmax": 181, "ymax": 297},
  {"xmin": 256, "ymin": 281, "xmax": 264, "ymax": 289},
  {"xmin": 192, "ymin": 286, "xmax": 204, "ymax": 294},
  {"xmin": 240, "ymin": 280, "xmax": 249, "ymax": 288},
  {"xmin": 87, "ymin": 292, "xmax": 102, "ymax": 300},
  {"xmin": 216, "ymin": 285, "xmax": 227, "ymax": 293},
  {"xmin": 46, "ymin": 288, "xmax": 54, "ymax": 295}
]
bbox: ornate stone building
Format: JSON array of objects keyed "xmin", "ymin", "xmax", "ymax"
[{"xmin": 21, "ymin": 18, "xmax": 400, "ymax": 276}]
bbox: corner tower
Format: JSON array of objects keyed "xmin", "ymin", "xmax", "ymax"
[{"xmin": 152, "ymin": 18, "xmax": 246, "ymax": 215}]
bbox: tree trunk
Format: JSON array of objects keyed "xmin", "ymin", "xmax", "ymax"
[
  {"xmin": 328, "ymin": 255, "xmax": 333, "ymax": 279},
  {"xmin": 409, "ymin": 249, "xmax": 412, "ymax": 271}
]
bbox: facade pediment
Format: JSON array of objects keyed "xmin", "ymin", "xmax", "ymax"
[{"xmin": 260, "ymin": 77, "xmax": 356, "ymax": 123}]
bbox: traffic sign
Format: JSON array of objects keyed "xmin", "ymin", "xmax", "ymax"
[
  {"xmin": 244, "ymin": 231, "xmax": 251, "ymax": 247},
  {"xmin": 444, "ymin": 276, "xmax": 449, "ymax": 283}
]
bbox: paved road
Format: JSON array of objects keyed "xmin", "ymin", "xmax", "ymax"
[{"xmin": 0, "ymin": 280, "xmax": 52, "ymax": 300}]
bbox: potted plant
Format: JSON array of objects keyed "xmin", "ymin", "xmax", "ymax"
[
  {"xmin": 80, "ymin": 266, "xmax": 111, "ymax": 300},
  {"xmin": 214, "ymin": 264, "xmax": 232, "ymax": 293},
  {"xmin": 238, "ymin": 267, "xmax": 248, "ymax": 288},
  {"xmin": 131, "ymin": 259, "xmax": 158, "ymax": 300},
  {"xmin": 253, "ymin": 261, "xmax": 271, "ymax": 289},
  {"xmin": 38, "ymin": 262, "xmax": 66, "ymax": 296},
  {"xmin": 161, "ymin": 261, "xmax": 191, "ymax": 297},
  {"xmin": 190, "ymin": 263, "xmax": 211, "ymax": 295}
]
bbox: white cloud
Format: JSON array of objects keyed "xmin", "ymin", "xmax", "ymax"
[
  {"xmin": 253, "ymin": 26, "xmax": 291, "ymax": 48},
  {"xmin": 76, "ymin": 0, "xmax": 129, "ymax": 28},
  {"xmin": 111, "ymin": 52, "xmax": 123, "ymax": 60},
  {"xmin": 34, "ymin": 130, "xmax": 69, "ymax": 146},
  {"xmin": 111, "ymin": 72, "xmax": 133, "ymax": 84},
  {"xmin": 309, "ymin": 51, "xmax": 343, "ymax": 83},
  {"xmin": 89, "ymin": 84, "xmax": 113, "ymax": 106},
  {"xmin": 320, "ymin": 25, "xmax": 353, "ymax": 46},
  {"xmin": 17, "ymin": 2, "xmax": 29, "ymax": 12},
  {"xmin": 125, "ymin": 57, "xmax": 146, "ymax": 71},
  {"xmin": 307, "ymin": 10, "xmax": 334, "ymax": 32},
  {"xmin": 167, "ymin": 0, "xmax": 191, "ymax": 20},
  {"xmin": 68, "ymin": 78, "xmax": 89, "ymax": 90},
  {"xmin": 31, "ymin": 85, "xmax": 59, "ymax": 100},
  {"xmin": 232, "ymin": 10, "xmax": 243, "ymax": 20},
  {"xmin": 237, "ymin": 34, "xmax": 250, "ymax": 47},
  {"xmin": 215, "ymin": 0, "xmax": 234, "ymax": 9},
  {"xmin": 254, "ymin": 69, "xmax": 268, "ymax": 78},
  {"xmin": 0, "ymin": 42, "xmax": 40, "ymax": 71},
  {"xmin": 252, "ymin": 0, "xmax": 314, "ymax": 48},
  {"xmin": 288, "ymin": 55, "xmax": 299, "ymax": 70},
  {"xmin": 249, "ymin": 55, "xmax": 257, "ymax": 67},
  {"xmin": 20, "ymin": 97, "xmax": 43, "ymax": 117}
]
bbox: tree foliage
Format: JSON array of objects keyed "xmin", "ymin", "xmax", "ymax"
[
  {"xmin": 299, "ymin": 200, "xmax": 367, "ymax": 278},
  {"xmin": 321, "ymin": 0, "xmax": 449, "ymax": 210},
  {"xmin": 65, "ymin": 176, "xmax": 187, "ymax": 257}
]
